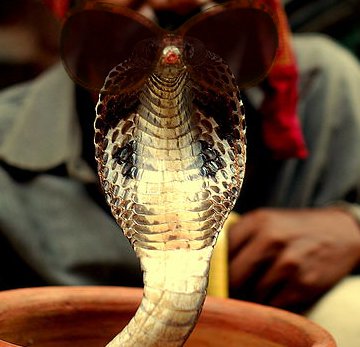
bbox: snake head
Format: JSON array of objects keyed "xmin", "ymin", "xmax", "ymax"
[{"xmin": 155, "ymin": 34, "xmax": 207, "ymax": 77}]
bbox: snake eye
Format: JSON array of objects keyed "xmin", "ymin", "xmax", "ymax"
[
  {"xmin": 183, "ymin": 37, "xmax": 206, "ymax": 66},
  {"xmin": 183, "ymin": 42, "xmax": 194, "ymax": 59}
]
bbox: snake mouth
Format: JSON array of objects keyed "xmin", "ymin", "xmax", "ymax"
[
  {"xmin": 157, "ymin": 49, "xmax": 186, "ymax": 77},
  {"xmin": 162, "ymin": 46, "xmax": 181, "ymax": 64}
]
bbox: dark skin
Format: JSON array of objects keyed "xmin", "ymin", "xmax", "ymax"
[
  {"xmin": 85, "ymin": 0, "xmax": 360, "ymax": 311},
  {"xmin": 228, "ymin": 208, "xmax": 360, "ymax": 311},
  {"xmin": 106, "ymin": 0, "xmax": 207, "ymax": 15}
]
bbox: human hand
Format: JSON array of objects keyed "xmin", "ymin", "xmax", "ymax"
[{"xmin": 228, "ymin": 208, "xmax": 360, "ymax": 311}]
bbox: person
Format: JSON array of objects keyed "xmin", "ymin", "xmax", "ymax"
[{"xmin": 0, "ymin": 0, "xmax": 359, "ymax": 344}]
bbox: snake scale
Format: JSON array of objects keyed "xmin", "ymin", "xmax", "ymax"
[{"xmin": 61, "ymin": 1, "xmax": 277, "ymax": 346}]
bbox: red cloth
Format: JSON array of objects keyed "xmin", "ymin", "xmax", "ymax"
[
  {"xmin": 43, "ymin": 0, "xmax": 70, "ymax": 19},
  {"xmin": 261, "ymin": 0, "xmax": 308, "ymax": 159}
]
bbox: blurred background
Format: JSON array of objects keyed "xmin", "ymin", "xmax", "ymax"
[
  {"xmin": 0, "ymin": 0, "xmax": 359, "ymax": 89},
  {"xmin": 285, "ymin": 0, "xmax": 360, "ymax": 57},
  {"xmin": 0, "ymin": 0, "xmax": 61, "ymax": 89}
]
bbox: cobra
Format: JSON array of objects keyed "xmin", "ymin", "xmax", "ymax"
[
  {"xmin": 60, "ymin": 1, "xmax": 278, "ymax": 346},
  {"xmin": 94, "ymin": 34, "xmax": 245, "ymax": 346}
]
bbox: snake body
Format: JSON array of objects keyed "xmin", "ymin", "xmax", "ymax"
[
  {"xmin": 59, "ymin": 1, "xmax": 278, "ymax": 345},
  {"xmin": 94, "ymin": 35, "xmax": 246, "ymax": 346}
]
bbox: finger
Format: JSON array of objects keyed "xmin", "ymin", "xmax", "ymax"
[
  {"xmin": 254, "ymin": 253, "xmax": 298, "ymax": 303},
  {"xmin": 269, "ymin": 282, "xmax": 303, "ymax": 309},
  {"xmin": 229, "ymin": 236, "xmax": 280, "ymax": 289},
  {"xmin": 267, "ymin": 281, "xmax": 320, "ymax": 312},
  {"xmin": 254, "ymin": 256, "xmax": 320, "ymax": 311}
]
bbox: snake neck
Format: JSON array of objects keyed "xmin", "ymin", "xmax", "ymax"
[
  {"xmin": 137, "ymin": 71, "xmax": 194, "ymax": 145},
  {"xmin": 106, "ymin": 247, "xmax": 211, "ymax": 347}
]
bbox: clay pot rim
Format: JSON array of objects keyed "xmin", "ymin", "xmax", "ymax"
[{"xmin": 0, "ymin": 286, "xmax": 336, "ymax": 347}]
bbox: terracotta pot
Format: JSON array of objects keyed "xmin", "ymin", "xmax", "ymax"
[{"xmin": 0, "ymin": 286, "xmax": 336, "ymax": 347}]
